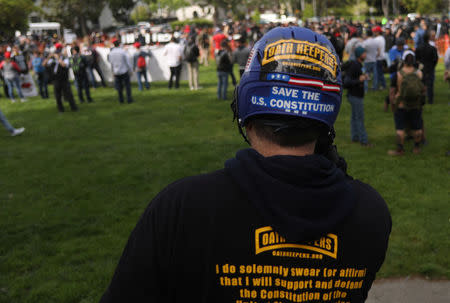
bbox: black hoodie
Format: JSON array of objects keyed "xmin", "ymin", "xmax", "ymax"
[{"xmin": 100, "ymin": 149, "xmax": 391, "ymax": 303}]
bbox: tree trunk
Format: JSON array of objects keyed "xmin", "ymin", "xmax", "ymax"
[
  {"xmin": 300, "ymin": 0, "xmax": 306, "ymax": 11},
  {"xmin": 382, "ymin": 0, "xmax": 389, "ymax": 18},
  {"xmin": 312, "ymin": 0, "xmax": 317, "ymax": 16},
  {"xmin": 79, "ymin": 14, "xmax": 88, "ymax": 37},
  {"xmin": 392, "ymin": 0, "xmax": 399, "ymax": 15}
]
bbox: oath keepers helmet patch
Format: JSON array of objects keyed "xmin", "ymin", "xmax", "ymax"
[{"xmin": 261, "ymin": 39, "xmax": 338, "ymax": 81}]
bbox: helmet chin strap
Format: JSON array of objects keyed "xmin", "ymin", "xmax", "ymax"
[{"xmin": 231, "ymin": 85, "xmax": 251, "ymax": 145}]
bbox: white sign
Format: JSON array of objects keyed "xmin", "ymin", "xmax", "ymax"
[{"xmin": 91, "ymin": 45, "xmax": 188, "ymax": 83}]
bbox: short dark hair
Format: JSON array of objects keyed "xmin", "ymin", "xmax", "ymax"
[
  {"xmin": 404, "ymin": 54, "xmax": 415, "ymax": 66},
  {"xmin": 247, "ymin": 115, "xmax": 329, "ymax": 147},
  {"xmin": 423, "ymin": 31, "xmax": 430, "ymax": 43}
]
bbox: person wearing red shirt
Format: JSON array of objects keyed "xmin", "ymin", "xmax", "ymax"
[
  {"xmin": 212, "ymin": 29, "xmax": 227, "ymax": 56},
  {"xmin": 0, "ymin": 52, "xmax": 27, "ymax": 103}
]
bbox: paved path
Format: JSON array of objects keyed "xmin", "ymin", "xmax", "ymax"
[{"xmin": 366, "ymin": 277, "xmax": 449, "ymax": 303}]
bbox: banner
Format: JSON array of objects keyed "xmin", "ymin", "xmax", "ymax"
[{"xmin": 89, "ymin": 45, "xmax": 188, "ymax": 83}]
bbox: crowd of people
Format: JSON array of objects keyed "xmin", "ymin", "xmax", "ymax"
[{"xmin": 0, "ymin": 15, "xmax": 449, "ymax": 156}]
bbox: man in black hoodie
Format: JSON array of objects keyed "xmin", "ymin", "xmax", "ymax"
[{"xmin": 99, "ymin": 27, "xmax": 391, "ymax": 303}]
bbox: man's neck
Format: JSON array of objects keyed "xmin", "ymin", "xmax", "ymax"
[{"xmin": 251, "ymin": 141, "xmax": 316, "ymax": 157}]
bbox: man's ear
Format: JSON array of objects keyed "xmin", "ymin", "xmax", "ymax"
[{"xmin": 244, "ymin": 122, "xmax": 253, "ymax": 145}]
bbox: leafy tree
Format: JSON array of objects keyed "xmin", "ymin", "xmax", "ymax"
[
  {"xmin": 0, "ymin": 0, "xmax": 35, "ymax": 41},
  {"xmin": 42, "ymin": 0, "xmax": 105, "ymax": 36},
  {"xmin": 107, "ymin": 0, "xmax": 136, "ymax": 25},
  {"xmin": 401, "ymin": 0, "xmax": 438, "ymax": 14},
  {"xmin": 146, "ymin": 0, "xmax": 189, "ymax": 14},
  {"xmin": 131, "ymin": 4, "xmax": 151, "ymax": 23}
]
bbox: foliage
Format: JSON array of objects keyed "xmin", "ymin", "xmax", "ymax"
[
  {"xmin": 0, "ymin": 0, "xmax": 35, "ymax": 41},
  {"xmin": 0, "ymin": 62, "xmax": 449, "ymax": 303},
  {"xmin": 41, "ymin": 0, "xmax": 105, "ymax": 35},
  {"xmin": 131, "ymin": 4, "xmax": 151, "ymax": 24},
  {"xmin": 147, "ymin": 0, "xmax": 189, "ymax": 13},
  {"xmin": 107, "ymin": 0, "xmax": 136, "ymax": 25},
  {"xmin": 251, "ymin": 8, "xmax": 260, "ymax": 24},
  {"xmin": 352, "ymin": 0, "xmax": 370, "ymax": 17},
  {"xmin": 171, "ymin": 18, "xmax": 214, "ymax": 28},
  {"xmin": 302, "ymin": 3, "xmax": 315, "ymax": 19},
  {"xmin": 396, "ymin": 0, "xmax": 438, "ymax": 14}
]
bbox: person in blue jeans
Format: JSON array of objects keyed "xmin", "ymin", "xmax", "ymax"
[
  {"xmin": 108, "ymin": 39, "xmax": 134, "ymax": 104},
  {"xmin": 0, "ymin": 106, "xmax": 25, "ymax": 136},
  {"xmin": 32, "ymin": 50, "xmax": 49, "ymax": 98},
  {"xmin": 216, "ymin": 41, "xmax": 232, "ymax": 100},
  {"xmin": 343, "ymin": 47, "xmax": 372, "ymax": 147},
  {"xmin": 133, "ymin": 42, "xmax": 151, "ymax": 91},
  {"xmin": 0, "ymin": 52, "xmax": 27, "ymax": 103}
]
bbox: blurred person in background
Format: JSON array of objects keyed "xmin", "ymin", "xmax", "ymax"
[
  {"xmin": 31, "ymin": 50, "xmax": 49, "ymax": 99},
  {"xmin": 184, "ymin": 36, "xmax": 200, "ymax": 90},
  {"xmin": 415, "ymin": 32, "xmax": 438, "ymax": 104},
  {"xmin": 362, "ymin": 30, "xmax": 378, "ymax": 92},
  {"xmin": 198, "ymin": 29, "xmax": 210, "ymax": 66},
  {"xmin": 0, "ymin": 105, "xmax": 25, "ymax": 136},
  {"xmin": 216, "ymin": 40, "xmax": 232, "ymax": 100},
  {"xmin": 373, "ymin": 26, "xmax": 386, "ymax": 90},
  {"xmin": 70, "ymin": 46, "xmax": 93, "ymax": 103},
  {"xmin": 163, "ymin": 36, "xmax": 183, "ymax": 89},
  {"xmin": 0, "ymin": 52, "xmax": 27, "ymax": 103},
  {"xmin": 343, "ymin": 46, "xmax": 371, "ymax": 147},
  {"xmin": 133, "ymin": 42, "xmax": 151, "ymax": 91},
  {"xmin": 44, "ymin": 43, "xmax": 78, "ymax": 112},
  {"xmin": 108, "ymin": 39, "xmax": 134, "ymax": 104},
  {"xmin": 232, "ymin": 37, "xmax": 250, "ymax": 78}
]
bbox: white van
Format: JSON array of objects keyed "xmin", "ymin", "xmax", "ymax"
[{"xmin": 28, "ymin": 22, "xmax": 61, "ymax": 37}]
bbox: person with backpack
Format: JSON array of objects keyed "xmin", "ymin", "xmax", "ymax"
[
  {"xmin": 11, "ymin": 45, "xmax": 29, "ymax": 74},
  {"xmin": 133, "ymin": 42, "xmax": 151, "ymax": 91},
  {"xmin": 216, "ymin": 40, "xmax": 233, "ymax": 100},
  {"xmin": 388, "ymin": 51, "xmax": 425, "ymax": 156},
  {"xmin": 0, "ymin": 52, "xmax": 27, "ymax": 103},
  {"xmin": 343, "ymin": 46, "xmax": 372, "ymax": 147},
  {"xmin": 184, "ymin": 37, "xmax": 200, "ymax": 90},
  {"xmin": 70, "ymin": 46, "xmax": 93, "ymax": 103}
]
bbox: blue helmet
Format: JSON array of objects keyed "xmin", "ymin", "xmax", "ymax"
[{"xmin": 232, "ymin": 27, "xmax": 342, "ymax": 130}]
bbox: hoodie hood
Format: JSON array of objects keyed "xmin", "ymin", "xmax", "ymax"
[{"xmin": 225, "ymin": 148, "xmax": 356, "ymax": 242}]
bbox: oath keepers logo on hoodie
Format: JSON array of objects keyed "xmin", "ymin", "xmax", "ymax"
[
  {"xmin": 261, "ymin": 39, "xmax": 339, "ymax": 81},
  {"xmin": 255, "ymin": 226, "xmax": 338, "ymax": 259}
]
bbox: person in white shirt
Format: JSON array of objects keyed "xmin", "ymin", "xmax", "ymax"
[
  {"xmin": 108, "ymin": 39, "xmax": 134, "ymax": 104},
  {"xmin": 163, "ymin": 37, "xmax": 183, "ymax": 89},
  {"xmin": 362, "ymin": 30, "xmax": 378, "ymax": 92},
  {"xmin": 345, "ymin": 32, "xmax": 363, "ymax": 61},
  {"xmin": 373, "ymin": 26, "xmax": 386, "ymax": 90}
]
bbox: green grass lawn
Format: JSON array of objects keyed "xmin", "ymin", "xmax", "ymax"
[{"xmin": 0, "ymin": 62, "xmax": 449, "ymax": 303}]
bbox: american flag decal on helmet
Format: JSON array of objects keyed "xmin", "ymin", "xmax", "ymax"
[
  {"xmin": 245, "ymin": 48, "xmax": 255, "ymax": 71},
  {"xmin": 266, "ymin": 73, "xmax": 341, "ymax": 92}
]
